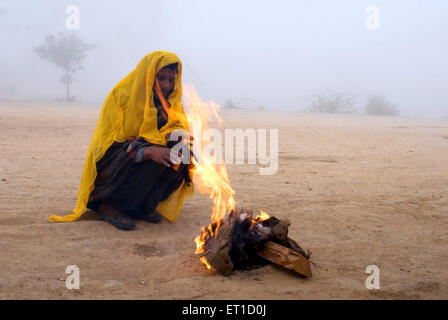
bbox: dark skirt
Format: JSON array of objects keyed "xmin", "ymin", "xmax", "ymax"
[{"xmin": 87, "ymin": 138, "xmax": 190, "ymax": 217}]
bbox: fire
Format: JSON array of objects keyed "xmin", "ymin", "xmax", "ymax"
[
  {"xmin": 184, "ymin": 84, "xmax": 235, "ymax": 225},
  {"xmin": 250, "ymin": 210, "xmax": 271, "ymax": 230},
  {"xmin": 255, "ymin": 210, "xmax": 270, "ymax": 221},
  {"xmin": 183, "ymin": 85, "xmax": 235, "ymax": 269},
  {"xmin": 194, "ymin": 226, "xmax": 207, "ymax": 254},
  {"xmin": 183, "ymin": 86, "xmax": 270, "ymax": 271},
  {"xmin": 200, "ymin": 257, "xmax": 212, "ymax": 270}
]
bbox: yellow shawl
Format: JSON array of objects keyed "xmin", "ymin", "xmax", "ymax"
[{"xmin": 48, "ymin": 51, "xmax": 194, "ymax": 223}]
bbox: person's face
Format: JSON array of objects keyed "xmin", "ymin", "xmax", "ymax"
[{"xmin": 156, "ymin": 67, "xmax": 177, "ymax": 98}]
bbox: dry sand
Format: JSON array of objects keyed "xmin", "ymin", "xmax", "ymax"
[{"xmin": 0, "ymin": 101, "xmax": 447, "ymax": 299}]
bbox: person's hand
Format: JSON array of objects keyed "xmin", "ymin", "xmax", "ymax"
[
  {"xmin": 144, "ymin": 146, "xmax": 174, "ymax": 167},
  {"xmin": 166, "ymin": 131, "xmax": 194, "ymax": 146},
  {"xmin": 143, "ymin": 146, "xmax": 173, "ymax": 167}
]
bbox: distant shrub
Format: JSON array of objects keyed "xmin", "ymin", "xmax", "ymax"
[
  {"xmin": 257, "ymin": 105, "xmax": 266, "ymax": 111},
  {"xmin": 306, "ymin": 88, "xmax": 358, "ymax": 114},
  {"xmin": 366, "ymin": 95, "xmax": 400, "ymax": 116},
  {"xmin": 223, "ymin": 99, "xmax": 237, "ymax": 109}
]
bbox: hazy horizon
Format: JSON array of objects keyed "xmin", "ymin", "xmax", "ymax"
[{"xmin": 1, "ymin": 0, "xmax": 447, "ymax": 118}]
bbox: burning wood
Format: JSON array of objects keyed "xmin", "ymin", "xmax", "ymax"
[
  {"xmin": 183, "ymin": 87, "xmax": 312, "ymax": 278},
  {"xmin": 194, "ymin": 208, "xmax": 312, "ymax": 277}
]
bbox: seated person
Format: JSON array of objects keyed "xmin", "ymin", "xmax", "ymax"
[{"xmin": 48, "ymin": 51, "xmax": 195, "ymax": 230}]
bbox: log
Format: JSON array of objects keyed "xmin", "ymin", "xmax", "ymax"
[
  {"xmin": 201, "ymin": 214, "xmax": 236, "ymax": 276},
  {"xmin": 256, "ymin": 240, "xmax": 312, "ymax": 278}
]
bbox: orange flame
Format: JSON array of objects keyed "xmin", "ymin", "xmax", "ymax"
[
  {"xmin": 182, "ymin": 86, "xmax": 274, "ymax": 273},
  {"xmin": 184, "ymin": 85, "xmax": 236, "ymax": 262},
  {"xmin": 184, "ymin": 85, "xmax": 235, "ymax": 224},
  {"xmin": 250, "ymin": 210, "xmax": 271, "ymax": 230},
  {"xmin": 200, "ymin": 257, "xmax": 212, "ymax": 270},
  {"xmin": 255, "ymin": 210, "xmax": 270, "ymax": 221},
  {"xmin": 194, "ymin": 226, "xmax": 207, "ymax": 254}
]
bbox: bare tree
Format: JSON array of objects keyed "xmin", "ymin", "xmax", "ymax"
[
  {"xmin": 306, "ymin": 88, "xmax": 358, "ymax": 114},
  {"xmin": 34, "ymin": 33, "xmax": 95, "ymax": 101},
  {"xmin": 366, "ymin": 95, "xmax": 400, "ymax": 116}
]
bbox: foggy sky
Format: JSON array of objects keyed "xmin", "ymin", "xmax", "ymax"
[{"xmin": 1, "ymin": 0, "xmax": 447, "ymax": 118}]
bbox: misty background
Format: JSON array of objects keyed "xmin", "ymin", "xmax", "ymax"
[{"xmin": 0, "ymin": 0, "xmax": 447, "ymax": 118}]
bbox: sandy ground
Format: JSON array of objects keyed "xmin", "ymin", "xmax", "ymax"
[{"xmin": 0, "ymin": 101, "xmax": 447, "ymax": 300}]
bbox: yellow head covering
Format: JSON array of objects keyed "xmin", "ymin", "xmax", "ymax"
[{"xmin": 48, "ymin": 51, "xmax": 194, "ymax": 223}]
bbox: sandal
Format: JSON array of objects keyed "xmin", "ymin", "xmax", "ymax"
[
  {"xmin": 96, "ymin": 210, "xmax": 136, "ymax": 230},
  {"xmin": 133, "ymin": 211, "xmax": 163, "ymax": 224}
]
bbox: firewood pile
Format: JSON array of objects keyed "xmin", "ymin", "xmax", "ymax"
[{"xmin": 196, "ymin": 208, "xmax": 312, "ymax": 277}]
